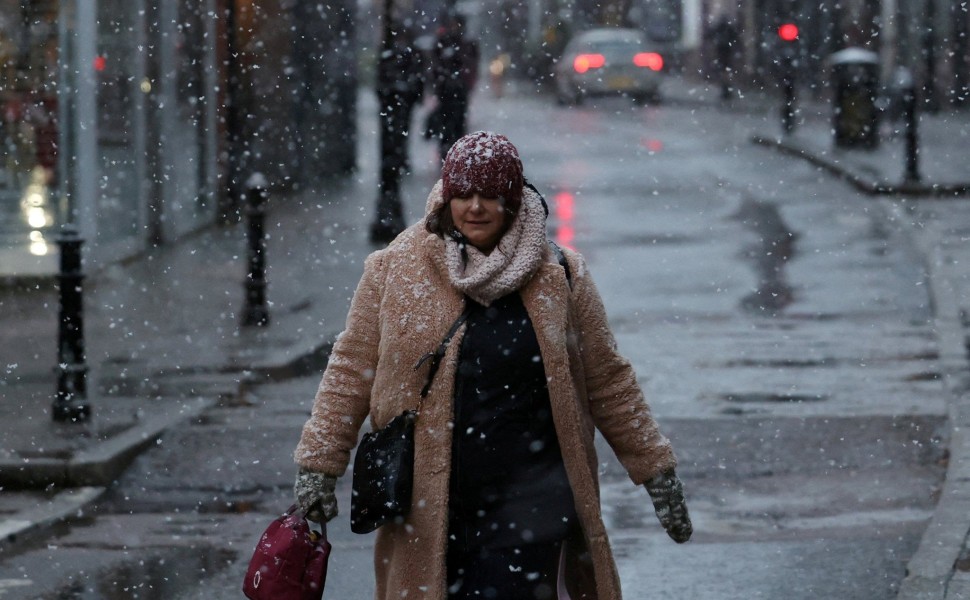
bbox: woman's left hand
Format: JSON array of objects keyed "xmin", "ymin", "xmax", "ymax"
[{"xmin": 644, "ymin": 469, "xmax": 693, "ymax": 543}]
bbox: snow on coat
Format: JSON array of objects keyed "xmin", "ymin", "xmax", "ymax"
[{"xmin": 294, "ymin": 182, "xmax": 677, "ymax": 599}]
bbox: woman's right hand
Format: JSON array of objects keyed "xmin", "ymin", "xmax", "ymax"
[{"xmin": 294, "ymin": 468, "xmax": 339, "ymax": 523}]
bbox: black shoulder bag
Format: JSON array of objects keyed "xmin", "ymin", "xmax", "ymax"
[{"xmin": 350, "ymin": 307, "xmax": 471, "ymax": 534}]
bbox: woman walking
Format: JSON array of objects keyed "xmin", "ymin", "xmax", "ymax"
[{"xmin": 294, "ymin": 131, "xmax": 691, "ymax": 599}]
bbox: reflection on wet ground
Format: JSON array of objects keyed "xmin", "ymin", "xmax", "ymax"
[
  {"xmin": 718, "ymin": 392, "xmax": 829, "ymax": 403},
  {"xmin": 0, "ymin": 166, "xmax": 56, "ymax": 257},
  {"xmin": 733, "ymin": 198, "xmax": 798, "ymax": 315},
  {"xmin": 715, "ymin": 352, "xmax": 939, "ymax": 368},
  {"xmin": 43, "ymin": 548, "xmax": 234, "ymax": 600}
]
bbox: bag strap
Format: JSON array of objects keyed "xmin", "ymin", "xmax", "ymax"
[
  {"xmin": 414, "ymin": 305, "xmax": 473, "ymax": 400},
  {"xmin": 548, "ymin": 240, "xmax": 572, "ymax": 289},
  {"xmin": 524, "ymin": 177, "xmax": 572, "ymax": 290}
]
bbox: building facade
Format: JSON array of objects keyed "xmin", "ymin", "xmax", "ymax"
[
  {"xmin": 701, "ymin": 0, "xmax": 968, "ymax": 104},
  {"xmin": 0, "ymin": 0, "xmax": 357, "ymax": 274}
]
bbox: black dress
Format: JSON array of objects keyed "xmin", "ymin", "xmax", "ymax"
[{"xmin": 447, "ymin": 293, "xmax": 577, "ymax": 599}]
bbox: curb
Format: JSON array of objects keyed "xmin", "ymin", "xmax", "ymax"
[
  {"xmin": 0, "ymin": 336, "xmax": 335, "ymax": 556},
  {"xmin": 751, "ymin": 135, "xmax": 970, "ymax": 198},
  {"xmin": 0, "ymin": 487, "xmax": 106, "ymax": 555},
  {"xmin": 0, "ymin": 274, "xmax": 56, "ymax": 292},
  {"xmin": 0, "ymin": 397, "xmax": 216, "ymax": 489},
  {"xmin": 892, "ymin": 204, "xmax": 970, "ymax": 599},
  {"xmin": 232, "ymin": 340, "xmax": 335, "ymax": 383}
]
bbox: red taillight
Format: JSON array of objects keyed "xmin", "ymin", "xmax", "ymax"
[
  {"xmin": 633, "ymin": 52, "xmax": 664, "ymax": 71},
  {"xmin": 574, "ymin": 53, "xmax": 605, "ymax": 73},
  {"xmin": 778, "ymin": 23, "xmax": 799, "ymax": 42}
]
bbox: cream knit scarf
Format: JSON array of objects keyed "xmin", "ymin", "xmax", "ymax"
[{"xmin": 443, "ymin": 189, "xmax": 548, "ymax": 307}]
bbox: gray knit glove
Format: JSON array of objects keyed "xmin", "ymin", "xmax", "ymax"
[
  {"xmin": 294, "ymin": 469, "xmax": 338, "ymax": 523},
  {"xmin": 644, "ymin": 469, "xmax": 692, "ymax": 543}
]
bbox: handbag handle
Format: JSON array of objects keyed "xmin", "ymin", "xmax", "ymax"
[
  {"xmin": 285, "ymin": 503, "xmax": 329, "ymax": 539},
  {"xmin": 414, "ymin": 305, "xmax": 472, "ymax": 400}
]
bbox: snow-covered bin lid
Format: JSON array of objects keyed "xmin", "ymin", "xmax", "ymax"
[
  {"xmin": 829, "ymin": 47, "xmax": 879, "ymax": 66},
  {"xmin": 246, "ymin": 172, "xmax": 269, "ymax": 190}
]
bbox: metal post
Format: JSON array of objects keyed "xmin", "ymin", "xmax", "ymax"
[
  {"xmin": 224, "ymin": 0, "xmax": 244, "ymax": 223},
  {"xmin": 242, "ymin": 173, "xmax": 270, "ymax": 327},
  {"xmin": 53, "ymin": 225, "xmax": 91, "ymax": 422},
  {"xmin": 782, "ymin": 54, "xmax": 797, "ymax": 135},
  {"xmin": 74, "ymin": 0, "xmax": 99, "ymax": 241},
  {"xmin": 369, "ymin": 0, "xmax": 406, "ymax": 244},
  {"xmin": 922, "ymin": 0, "xmax": 938, "ymax": 112},
  {"xmin": 56, "ymin": 0, "xmax": 75, "ymax": 222},
  {"xmin": 902, "ymin": 77, "xmax": 921, "ymax": 183}
]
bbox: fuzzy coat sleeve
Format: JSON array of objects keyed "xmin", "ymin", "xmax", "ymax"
[
  {"xmin": 293, "ymin": 251, "xmax": 386, "ymax": 476},
  {"xmin": 570, "ymin": 252, "xmax": 677, "ymax": 485}
]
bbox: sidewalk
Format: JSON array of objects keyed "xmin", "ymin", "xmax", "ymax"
[
  {"xmin": 1, "ymin": 77, "xmax": 969, "ymax": 598},
  {"xmin": 0, "ymin": 90, "xmax": 443, "ymax": 552},
  {"xmin": 722, "ymin": 77, "xmax": 970, "ymax": 598}
]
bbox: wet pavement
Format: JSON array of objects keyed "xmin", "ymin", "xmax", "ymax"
[
  {"xmin": 0, "ymin": 75, "xmax": 969, "ymax": 598},
  {"xmin": 1, "ymin": 374, "xmax": 941, "ymax": 599}
]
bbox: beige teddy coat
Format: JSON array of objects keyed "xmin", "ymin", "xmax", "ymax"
[{"xmin": 295, "ymin": 184, "xmax": 677, "ymax": 599}]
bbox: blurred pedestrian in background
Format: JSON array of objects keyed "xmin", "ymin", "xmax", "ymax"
[
  {"xmin": 708, "ymin": 14, "xmax": 739, "ymax": 101},
  {"xmin": 429, "ymin": 13, "xmax": 479, "ymax": 161},
  {"xmin": 293, "ymin": 131, "xmax": 692, "ymax": 599},
  {"xmin": 378, "ymin": 25, "xmax": 425, "ymax": 176}
]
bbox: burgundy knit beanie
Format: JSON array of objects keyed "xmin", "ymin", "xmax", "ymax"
[{"xmin": 441, "ymin": 131, "xmax": 524, "ymax": 209}]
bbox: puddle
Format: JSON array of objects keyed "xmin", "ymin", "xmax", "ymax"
[
  {"xmin": 718, "ymin": 393, "xmax": 829, "ymax": 403},
  {"xmin": 46, "ymin": 547, "xmax": 234, "ymax": 599},
  {"xmin": 596, "ymin": 232, "xmax": 695, "ymax": 247},
  {"xmin": 732, "ymin": 199, "xmax": 797, "ymax": 315},
  {"xmin": 718, "ymin": 354, "xmax": 938, "ymax": 369},
  {"xmin": 286, "ymin": 298, "xmax": 313, "ymax": 314},
  {"xmin": 904, "ymin": 372, "xmax": 942, "ymax": 382},
  {"xmin": 721, "ymin": 358, "xmax": 835, "ymax": 368}
]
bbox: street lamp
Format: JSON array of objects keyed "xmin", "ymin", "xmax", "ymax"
[
  {"xmin": 922, "ymin": 0, "xmax": 938, "ymax": 112},
  {"xmin": 369, "ymin": 0, "xmax": 406, "ymax": 243},
  {"xmin": 52, "ymin": 0, "xmax": 93, "ymax": 423},
  {"xmin": 224, "ymin": 0, "xmax": 245, "ymax": 222}
]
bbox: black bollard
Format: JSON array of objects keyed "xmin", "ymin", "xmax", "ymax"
[
  {"xmin": 901, "ymin": 74, "xmax": 921, "ymax": 183},
  {"xmin": 781, "ymin": 54, "xmax": 797, "ymax": 135},
  {"xmin": 53, "ymin": 224, "xmax": 91, "ymax": 422},
  {"xmin": 242, "ymin": 173, "xmax": 270, "ymax": 327}
]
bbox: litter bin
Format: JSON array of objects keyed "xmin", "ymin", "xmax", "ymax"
[{"xmin": 830, "ymin": 48, "xmax": 880, "ymax": 149}]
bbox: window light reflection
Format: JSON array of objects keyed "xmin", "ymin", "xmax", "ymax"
[
  {"xmin": 29, "ymin": 231, "xmax": 49, "ymax": 256},
  {"xmin": 553, "ymin": 191, "xmax": 576, "ymax": 250}
]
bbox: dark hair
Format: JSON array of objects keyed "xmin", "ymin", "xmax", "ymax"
[{"xmin": 425, "ymin": 202, "xmax": 456, "ymax": 236}]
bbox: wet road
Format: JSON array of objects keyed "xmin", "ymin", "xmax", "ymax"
[{"xmin": 0, "ymin": 83, "xmax": 947, "ymax": 599}]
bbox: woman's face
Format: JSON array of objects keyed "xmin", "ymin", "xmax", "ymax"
[{"xmin": 449, "ymin": 193, "xmax": 507, "ymax": 254}]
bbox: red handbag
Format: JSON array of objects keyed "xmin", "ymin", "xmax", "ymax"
[{"xmin": 243, "ymin": 505, "xmax": 331, "ymax": 600}]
